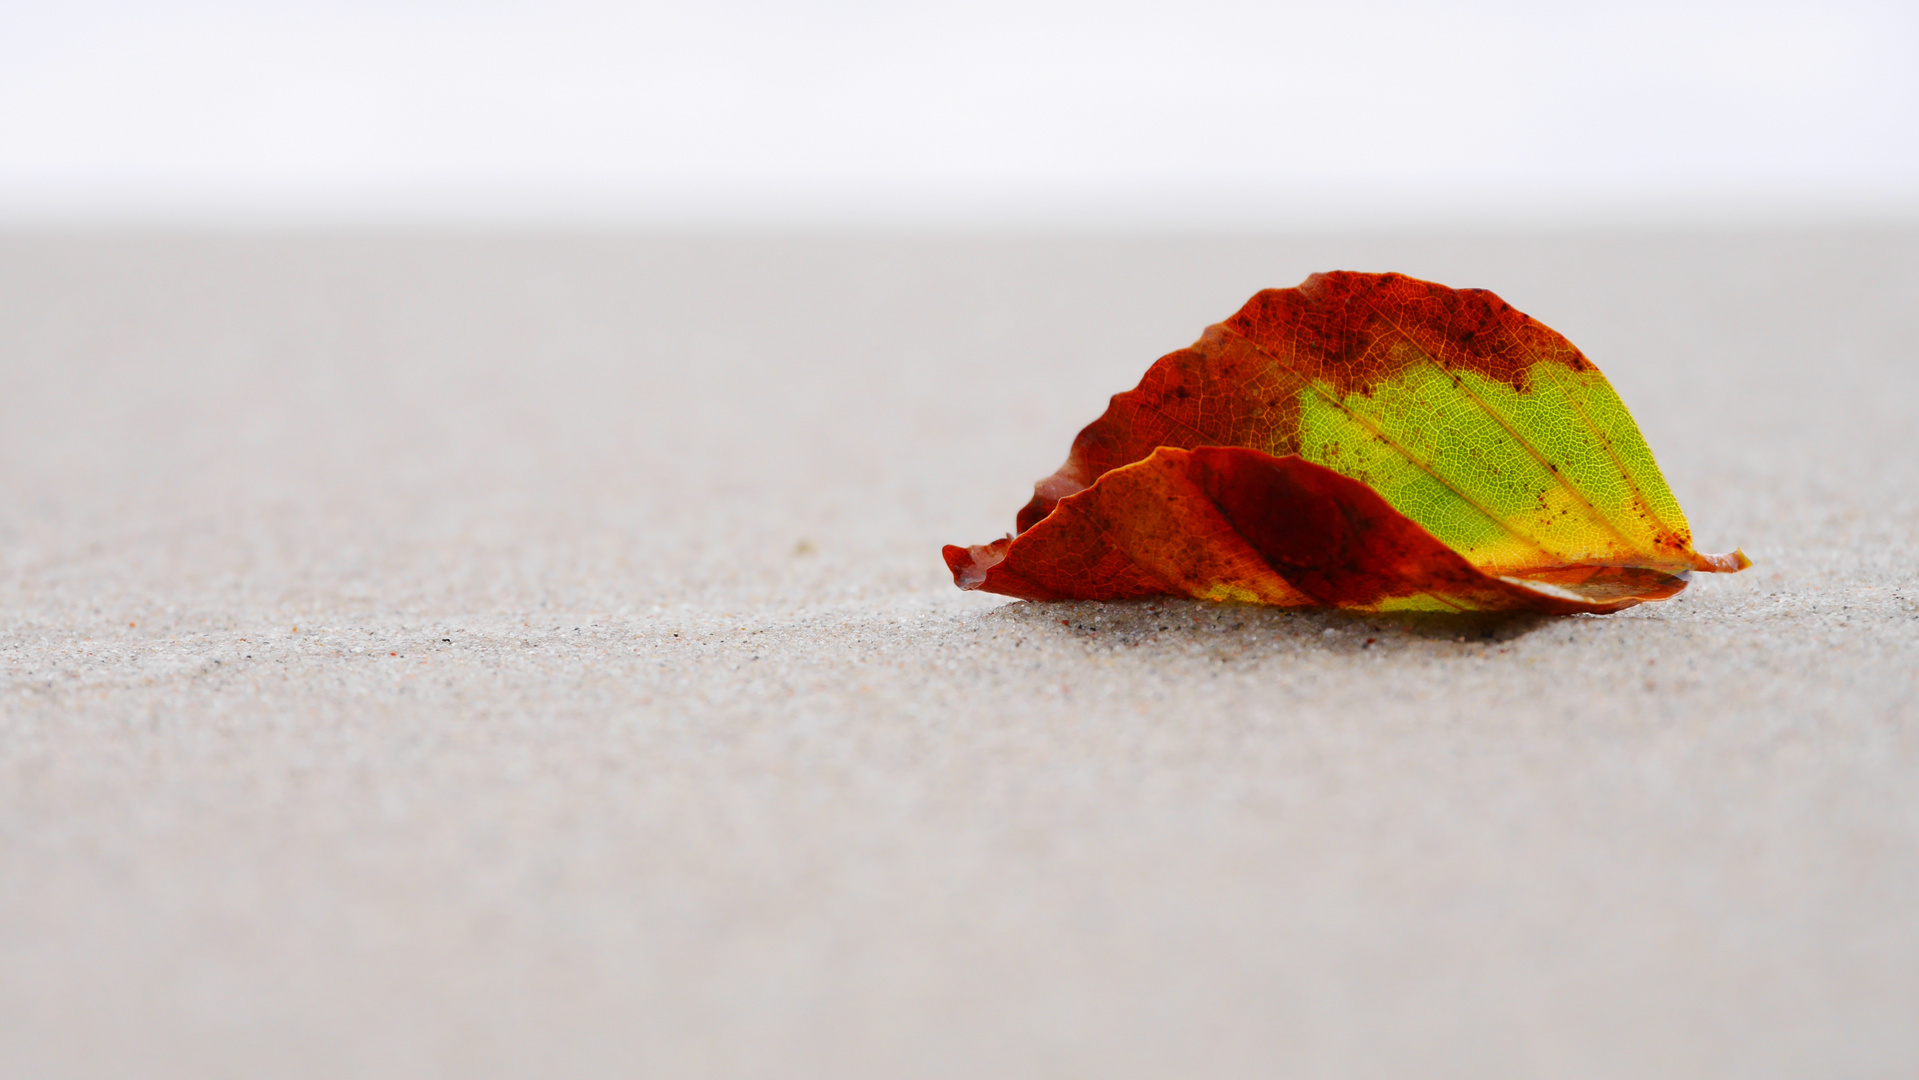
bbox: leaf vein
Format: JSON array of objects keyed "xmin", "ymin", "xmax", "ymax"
[
  {"xmin": 1218, "ymin": 322, "xmax": 1562, "ymax": 564},
  {"xmin": 1360, "ymin": 299, "xmax": 1640, "ymax": 556}
]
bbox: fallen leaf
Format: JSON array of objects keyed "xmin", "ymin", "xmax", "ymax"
[{"xmin": 946, "ymin": 271, "xmax": 1748, "ymax": 613}]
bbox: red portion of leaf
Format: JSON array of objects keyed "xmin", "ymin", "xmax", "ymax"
[
  {"xmin": 950, "ymin": 447, "xmax": 1687, "ymax": 615},
  {"xmin": 1193, "ymin": 447, "xmax": 1499, "ymax": 608}
]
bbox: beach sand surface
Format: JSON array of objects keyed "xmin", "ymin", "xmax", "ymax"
[{"xmin": 2, "ymin": 230, "xmax": 1915, "ymax": 1078}]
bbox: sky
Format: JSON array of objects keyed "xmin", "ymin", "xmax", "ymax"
[{"xmin": 3, "ymin": 0, "xmax": 1915, "ymax": 228}]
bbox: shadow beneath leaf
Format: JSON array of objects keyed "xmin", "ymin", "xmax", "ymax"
[{"xmin": 977, "ymin": 597, "xmax": 1563, "ymax": 655}]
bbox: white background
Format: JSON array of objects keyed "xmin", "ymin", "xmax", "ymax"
[{"xmin": 3, "ymin": 0, "xmax": 1915, "ymax": 227}]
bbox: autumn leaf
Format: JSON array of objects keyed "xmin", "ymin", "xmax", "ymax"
[{"xmin": 945, "ymin": 271, "xmax": 1749, "ymax": 614}]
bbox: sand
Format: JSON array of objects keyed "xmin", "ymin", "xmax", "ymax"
[{"xmin": 2, "ymin": 229, "xmax": 1915, "ymax": 1078}]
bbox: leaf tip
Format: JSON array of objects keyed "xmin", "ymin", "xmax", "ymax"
[
  {"xmin": 1693, "ymin": 547, "xmax": 1752, "ymax": 573},
  {"xmin": 944, "ymin": 537, "xmax": 1013, "ymax": 590}
]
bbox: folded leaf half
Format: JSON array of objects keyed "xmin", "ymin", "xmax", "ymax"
[{"xmin": 946, "ymin": 271, "xmax": 1748, "ymax": 614}]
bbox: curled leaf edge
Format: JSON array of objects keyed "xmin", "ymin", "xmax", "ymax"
[{"xmin": 946, "ymin": 446, "xmax": 1748, "ymax": 616}]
